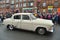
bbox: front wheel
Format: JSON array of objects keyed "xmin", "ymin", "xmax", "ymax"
[
  {"xmin": 7, "ymin": 25, "xmax": 14, "ymax": 30},
  {"xmin": 37, "ymin": 28, "xmax": 46, "ymax": 35}
]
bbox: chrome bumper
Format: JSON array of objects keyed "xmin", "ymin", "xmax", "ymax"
[{"xmin": 47, "ymin": 26, "xmax": 55, "ymax": 32}]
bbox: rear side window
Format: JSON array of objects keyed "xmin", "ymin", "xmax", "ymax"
[
  {"xmin": 14, "ymin": 15, "xmax": 21, "ymax": 19},
  {"xmin": 22, "ymin": 15, "xmax": 30, "ymax": 20}
]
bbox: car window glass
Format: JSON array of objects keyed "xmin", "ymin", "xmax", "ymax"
[
  {"xmin": 22, "ymin": 15, "xmax": 29, "ymax": 20},
  {"xmin": 14, "ymin": 15, "xmax": 21, "ymax": 19},
  {"xmin": 30, "ymin": 14, "xmax": 36, "ymax": 20}
]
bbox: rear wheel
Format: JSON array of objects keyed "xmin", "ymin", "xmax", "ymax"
[
  {"xmin": 7, "ymin": 25, "xmax": 14, "ymax": 30},
  {"xmin": 37, "ymin": 28, "xmax": 46, "ymax": 35}
]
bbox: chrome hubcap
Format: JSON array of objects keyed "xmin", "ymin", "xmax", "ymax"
[
  {"xmin": 38, "ymin": 29, "xmax": 45, "ymax": 34},
  {"xmin": 9, "ymin": 25, "xmax": 13, "ymax": 30}
]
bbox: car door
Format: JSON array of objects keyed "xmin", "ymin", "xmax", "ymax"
[
  {"xmin": 12, "ymin": 15, "xmax": 21, "ymax": 28},
  {"xmin": 21, "ymin": 15, "xmax": 33, "ymax": 30}
]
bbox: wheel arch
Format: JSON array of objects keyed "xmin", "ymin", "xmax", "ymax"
[
  {"xmin": 7, "ymin": 24, "xmax": 14, "ymax": 28},
  {"xmin": 35, "ymin": 27, "xmax": 47, "ymax": 32}
]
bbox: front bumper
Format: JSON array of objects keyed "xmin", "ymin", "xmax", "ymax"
[
  {"xmin": 48, "ymin": 27, "xmax": 54, "ymax": 32},
  {"xmin": 47, "ymin": 26, "xmax": 55, "ymax": 32}
]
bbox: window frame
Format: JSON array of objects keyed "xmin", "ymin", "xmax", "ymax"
[
  {"xmin": 54, "ymin": 1, "xmax": 58, "ymax": 7},
  {"xmin": 11, "ymin": 0, "xmax": 14, "ymax": 4},
  {"xmin": 15, "ymin": 0, "xmax": 18, "ymax": 3},
  {"xmin": 22, "ymin": 15, "xmax": 30, "ymax": 20},
  {"xmin": 23, "ymin": 3, "xmax": 26, "ymax": 7},
  {"xmin": 19, "ymin": 0, "xmax": 22, "ymax": 2},
  {"xmin": 6, "ymin": 0, "xmax": 9, "ymax": 3},
  {"xmin": 16, "ymin": 4, "xmax": 19, "ymax": 8},
  {"xmin": 14, "ymin": 15, "xmax": 21, "ymax": 19},
  {"xmin": 28, "ymin": 2, "xmax": 34, "ymax": 6}
]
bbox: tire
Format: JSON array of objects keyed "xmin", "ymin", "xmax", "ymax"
[
  {"xmin": 7, "ymin": 25, "xmax": 14, "ymax": 30},
  {"xmin": 37, "ymin": 28, "xmax": 46, "ymax": 35}
]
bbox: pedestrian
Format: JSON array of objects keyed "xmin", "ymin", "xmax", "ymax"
[
  {"xmin": 6, "ymin": 12, "xmax": 12, "ymax": 18},
  {"xmin": 58, "ymin": 12, "xmax": 60, "ymax": 24},
  {"xmin": 42, "ymin": 12, "xmax": 46, "ymax": 19},
  {"xmin": 52, "ymin": 13, "xmax": 58, "ymax": 24},
  {"xmin": 46, "ymin": 13, "xmax": 52, "ymax": 20},
  {"xmin": 0, "ymin": 14, "xmax": 4, "ymax": 22}
]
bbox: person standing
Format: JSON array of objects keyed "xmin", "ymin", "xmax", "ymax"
[
  {"xmin": 52, "ymin": 13, "xmax": 58, "ymax": 24},
  {"xmin": 46, "ymin": 13, "xmax": 52, "ymax": 20},
  {"xmin": 58, "ymin": 12, "xmax": 60, "ymax": 24}
]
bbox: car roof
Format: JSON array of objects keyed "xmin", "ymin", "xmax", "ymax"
[{"xmin": 13, "ymin": 13, "xmax": 32, "ymax": 15}]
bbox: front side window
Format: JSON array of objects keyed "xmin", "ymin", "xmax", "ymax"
[
  {"xmin": 22, "ymin": 15, "xmax": 30, "ymax": 20},
  {"xmin": 30, "ymin": 14, "xmax": 36, "ymax": 20},
  {"xmin": 14, "ymin": 15, "xmax": 21, "ymax": 19}
]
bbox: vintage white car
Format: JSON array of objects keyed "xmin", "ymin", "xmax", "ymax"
[{"xmin": 3, "ymin": 13, "xmax": 54, "ymax": 35}]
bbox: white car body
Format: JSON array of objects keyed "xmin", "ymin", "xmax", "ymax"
[{"xmin": 3, "ymin": 13, "xmax": 54, "ymax": 33}]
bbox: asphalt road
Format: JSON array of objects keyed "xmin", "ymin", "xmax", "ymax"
[{"xmin": 0, "ymin": 23, "xmax": 60, "ymax": 40}]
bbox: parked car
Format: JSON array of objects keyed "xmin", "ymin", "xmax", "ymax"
[{"xmin": 3, "ymin": 13, "xmax": 54, "ymax": 35}]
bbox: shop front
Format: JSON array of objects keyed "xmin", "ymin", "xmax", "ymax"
[
  {"xmin": 48, "ymin": 6, "xmax": 53, "ymax": 14},
  {"xmin": 22, "ymin": 8, "xmax": 34, "ymax": 13},
  {"xmin": 57, "ymin": 8, "xmax": 60, "ymax": 15}
]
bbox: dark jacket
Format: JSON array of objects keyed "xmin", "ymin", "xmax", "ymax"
[{"xmin": 58, "ymin": 15, "xmax": 60, "ymax": 24}]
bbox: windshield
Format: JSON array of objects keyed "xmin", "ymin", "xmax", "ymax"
[{"xmin": 30, "ymin": 14, "xmax": 36, "ymax": 20}]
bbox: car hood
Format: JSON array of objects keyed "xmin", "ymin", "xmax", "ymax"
[{"xmin": 33, "ymin": 18, "xmax": 54, "ymax": 26}]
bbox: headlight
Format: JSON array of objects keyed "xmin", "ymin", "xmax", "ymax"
[{"xmin": 49, "ymin": 25, "xmax": 54, "ymax": 30}]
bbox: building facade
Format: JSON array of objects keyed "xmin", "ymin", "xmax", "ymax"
[{"xmin": 0, "ymin": 0, "xmax": 60, "ymax": 14}]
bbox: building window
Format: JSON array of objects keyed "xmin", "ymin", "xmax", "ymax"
[
  {"xmin": 15, "ymin": 0, "xmax": 18, "ymax": 3},
  {"xmin": 23, "ymin": 0, "xmax": 26, "ymax": 1},
  {"xmin": 0, "ymin": 4, "xmax": 5, "ymax": 8},
  {"xmin": 16, "ymin": 4, "xmax": 18, "ymax": 8},
  {"xmin": 54, "ymin": 1, "xmax": 58, "ymax": 7},
  {"xmin": 19, "ymin": 3, "xmax": 22, "ymax": 7},
  {"xmin": 11, "ymin": 0, "xmax": 14, "ymax": 4},
  {"xmin": 30, "ymin": 2, "xmax": 33, "ymax": 6},
  {"xmin": 28, "ymin": 2, "xmax": 34, "ymax": 6},
  {"xmin": 6, "ymin": 4, "xmax": 10, "ymax": 7},
  {"xmin": 10, "ymin": 5, "xmax": 14, "ymax": 8},
  {"xmin": 42, "ymin": 2, "xmax": 46, "ymax": 7},
  {"xmin": 19, "ymin": 0, "xmax": 22, "ymax": 2},
  {"xmin": 23, "ymin": 3, "xmax": 26, "ymax": 7},
  {"xmin": 6, "ymin": 0, "xmax": 9, "ymax": 3}
]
